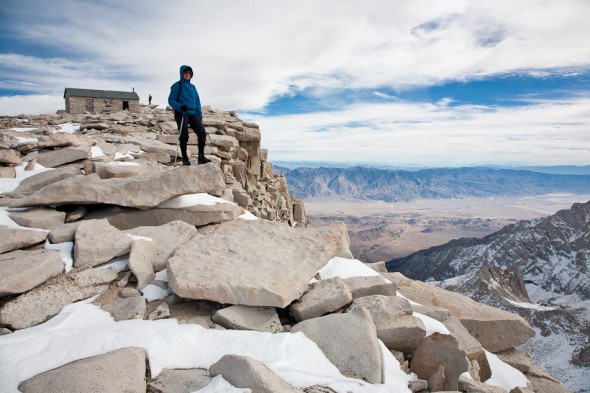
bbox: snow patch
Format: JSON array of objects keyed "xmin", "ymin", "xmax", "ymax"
[
  {"xmin": 9, "ymin": 127, "xmax": 38, "ymax": 132},
  {"xmin": 312, "ymin": 256, "xmax": 384, "ymax": 283},
  {"xmin": 44, "ymin": 240, "xmax": 74, "ymax": 272},
  {"xmin": 485, "ymin": 350, "xmax": 529, "ymax": 391},
  {"xmin": 0, "ymin": 300, "xmax": 414, "ymax": 393},
  {"xmin": 0, "ymin": 162, "xmax": 52, "ymax": 194},
  {"xmin": 159, "ymin": 193, "xmax": 234, "ymax": 209},
  {"xmin": 91, "ymin": 146, "xmax": 106, "ymax": 157},
  {"xmin": 505, "ymin": 299, "xmax": 560, "ymax": 311},
  {"xmin": 56, "ymin": 122, "xmax": 80, "ymax": 133}
]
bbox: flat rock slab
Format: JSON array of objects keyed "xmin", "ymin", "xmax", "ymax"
[
  {"xmin": 527, "ymin": 370, "xmax": 571, "ymax": 393},
  {"xmin": 210, "ymin": 354, "xmax": 303, "ymax": 393},
  {"xmin": 125, "ymin": 135, "xmax": 179, "ymax": 157},
  {"xmin": 410, "ymin": 332, "xmax": 469, "ymax": 391},
  {"xmin": 349, "ymin": 295, "xmax": 425, "ymax": 353},
  {"xmin": 12, "ymin": 166, "xmax": 82, "ymax": 197},
  {"xmin": 288, "ymin": 277, "xmax": 353, "ymax": 322},
  {"xmin": 208, "ymin": 134, "xmax": 239, "ymax": 150},
  {"xmin": 74, "ymin": 219, "xmax": 133, "ymax": 269},
  {"xmin": 0, "ymin": 166, "xmax": 16, "ymax": 178},
  {"xmin": 411, "ymin": 303, "xmax": 449, "ymax": 322},
  {"xmin": 343, "ymin": 275, "xmax": 396, "ymax": 299},
  {"xmin": 141, "ymin": 151, "xmax": 170, "ymax": 163},
  {"xmin": 36, "ymin": 146, "xmax": 90, "ymax": 168},
  {"xmin": 9, "ymin": 207, "xmax": 66, "ymax": 229},
  {"xmin": 0, "ymin": 149, "xmax": 23, "ymax": 165},
  {"xmin": 9, "ymin": 164, "xmax": 226, "ymax": 209},
  {"xmin": 168, "ymin": 220, "xmax": 346, "ymax": 308},
  {"xmin": 126, "ymin": 220, "xmax": 199, "ymax": 272},
  {"xmin": 212, "ymin": 305, "xmax": 282, "ymax": 333},
  {"xmin": 101, "ymin": 296, "xmax": 147, "ymax": 321},
  {"xmin": 148, "ymin": 368, "xmax": 210, "ymax": 393},
  {"xmin": 495, "ymin": 347, "xmax": 532, "ymax": 373},
  {"xmin": 443, "ymin": 315, "xmax": 491, "ymax": 381},
  {"xmin": 458, "ymin": 375, "xmax": 508, "ymax": 393},
  {"xmin": 34, "ymin": 133, "xmax": 95, "ymax": 149},
  {"xmin": 128, "ymin": 239, "xmax": 157, "ymax": 290},
  {"xmin": 0, "ymin": 266, "xmax": 117, "ymax": 329},
  {"xmin": 291, "ymin": 309, "xmax": 382, "ymax": 384},
  {"xmin": 387, "ymin": 272, "xmax": 535, "ymax": 352},
  {"xmin": 0, "ymin": 226, "xmax": 48, "ymax": 254},
  {"xmin": 88, "ymin": 161, "xmax": 159, "ymax": 179},
  {"xmin": 18, "ymin": 347, "xmax": 147, "ymax": 393},
  {"xmin": 0, "ymin": 249, "xmax": 64, "ymax": 297},
  {"xmin": 148, "ymin": 301, "xmax": 170, "ymax": 320},
  {"xmin": 157, "ymin": 133, "xmax": 198, "ymax": 145},
  {"xmin": 48, "ymin": 222, "xmax": 79, "ymax": 243},
  {"xmin": 97, "ymin": 203, "xmax": 244, "ymax": 231}
]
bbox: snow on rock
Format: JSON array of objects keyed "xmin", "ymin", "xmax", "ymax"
[{"xmin": 0, "ymin": 299, "xmax": 412, "ymax": 393}]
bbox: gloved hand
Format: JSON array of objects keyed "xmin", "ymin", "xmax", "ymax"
[{"xmin": 180, "ymin": 104, "xmax": 188, "ymax": 111}]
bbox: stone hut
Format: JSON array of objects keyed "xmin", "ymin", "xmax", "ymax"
[{"xmin": 64, "ymin": 88, "xmax": 140, "ymax": 114}]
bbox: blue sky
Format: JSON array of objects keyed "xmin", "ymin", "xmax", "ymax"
[{"xmin": 1, "ymin": 0, "xmax": 589, "ymax": 167}]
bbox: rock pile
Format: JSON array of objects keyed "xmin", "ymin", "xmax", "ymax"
[
  {"xmin": 0, "ymin": 105, "xmax": 307, "ymax": 225},
  {"xmin": 0, "ymin": 106, "xmax": 570, "ymax": 393}
]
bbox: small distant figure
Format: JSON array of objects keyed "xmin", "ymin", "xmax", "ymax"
[{"xmin": 148, "ymin": 94, "xmax": 152, "ymax": 105}]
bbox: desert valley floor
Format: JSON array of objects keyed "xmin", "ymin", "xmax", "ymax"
[{"xmin": 305, "ymin": 193, "xmax": 590, "ymax": 263}]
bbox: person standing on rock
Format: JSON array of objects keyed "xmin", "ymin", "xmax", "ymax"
[{"xmin": 168, "ymin": 65, "xmax": 211, "ymax": 166}]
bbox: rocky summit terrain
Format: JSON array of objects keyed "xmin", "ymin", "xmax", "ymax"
[
  {"xmin": 0, "ymin": 105, "xmax": 572, "ymax": 392},
  {"xmin": 387, "ymin": 201, "xmax": 590, "ymax": 392}
]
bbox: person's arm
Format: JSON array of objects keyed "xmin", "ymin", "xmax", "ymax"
[{"xmin": 168, "ymin": 82, "xmax": 183, "ymax": 112}]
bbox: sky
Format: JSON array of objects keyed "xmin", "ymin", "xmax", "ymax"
[
  {"xmin": 1, "ymin": 0, "xmax": 590, "ymax": 167},
  {"xmin": 0, "ymin": 163, "xmax": 529, "ymax": 392}
]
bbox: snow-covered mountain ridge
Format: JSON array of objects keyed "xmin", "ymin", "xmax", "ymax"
[
  {"xmin": 387, "ymin": 200, "xmax": 590, "ymax": 304},
  {"xmin": 387, "ymin": 200, "xmax": 590, "ymax": 392}
]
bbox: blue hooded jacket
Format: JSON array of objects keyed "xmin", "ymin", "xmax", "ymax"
[{"xmin": 168, "ymin": 65, "xmax": 203, "ymax": 119}]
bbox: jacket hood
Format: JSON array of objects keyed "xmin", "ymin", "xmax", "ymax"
[{"xmin": 179, "ymin": 65, "xmax": 193, "ymax": 80}]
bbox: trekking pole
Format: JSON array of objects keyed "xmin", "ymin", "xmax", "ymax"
[{"xmin": 174, "ymin": 113, "xmax": 186, "ymax": 164}]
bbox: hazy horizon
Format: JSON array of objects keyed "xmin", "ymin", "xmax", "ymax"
[{"xmin": 271, "ymin": 160, "xmax": 590, "ymax": 173}]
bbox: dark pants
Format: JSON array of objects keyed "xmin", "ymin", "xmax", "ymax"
[{"xmin": 174, "ymin": 112, "xmax": 207, "ymax": 158}]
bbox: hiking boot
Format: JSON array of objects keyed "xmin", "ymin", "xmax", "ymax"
[
  {"xmin": 197, "ymin": 154, "xmax": 211, "ymax": 164},
  {"xmin": 182, "ymin": 157, "xmax": 191, "ymax": 166}
]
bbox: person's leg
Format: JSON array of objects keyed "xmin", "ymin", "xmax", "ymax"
[
  {"xmin": 175, "ymin": 111, "xmax": 191, "ymax": 165},
  {"xmin": 187, "ymin": 115, "xmax": 211, "ymax": 164}
]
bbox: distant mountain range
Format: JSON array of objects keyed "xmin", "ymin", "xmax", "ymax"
[
  {"xmin": 273, "ymin": 162, "xmax": 590, "ymax": 174},
  {"xmin": 274, "ymin": 166, "xmax": 590, "ymax": 201},
  {"xmin": 387, "ymin": 200, "xmax": 590, "ymax": 392}
]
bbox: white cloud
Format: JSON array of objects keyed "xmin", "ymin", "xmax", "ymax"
[
  {"xmin": 373, "ymin": 91, "xmax": 399, "ymax": 100},
  {"xmin": 1, "ymin": 1, "xmax": 589, "ymax": 165},
  {"xmin": 436, "ymin": 98, "xmax": 454, "ymax": 106},
  {"xmin": 0, "ymin": 95, "xmax": 64, "ymax": 116},
  {"xmin": 246, "ymin": 97, "xmax": 590, "ymax": 167},
  {"xmin": 2, "ymin": 0, "xmax": 590, "ymax": 112}
]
